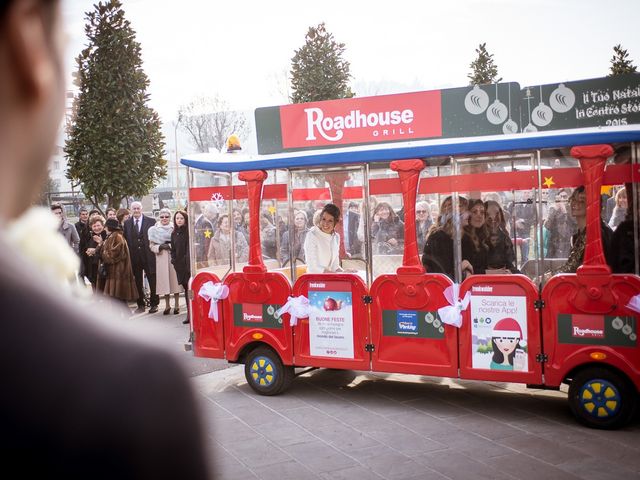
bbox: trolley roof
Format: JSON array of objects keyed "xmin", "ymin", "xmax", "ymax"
[{"xmin": 181, "ymin": 125, "xmax": 640, "ymax": 173}]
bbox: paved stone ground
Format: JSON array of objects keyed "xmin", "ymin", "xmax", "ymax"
[{"xmin": 192, "ymin": 366, "xmax": 640, "ymax": 480}]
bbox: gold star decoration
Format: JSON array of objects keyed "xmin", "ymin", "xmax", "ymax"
[
  {"xmin": 204, "ymin": 229, "xmax": 212, "ymax": 238},
  {"xmin": 543, "ymin": 176, "xmax": 555, "ymax": 188}
]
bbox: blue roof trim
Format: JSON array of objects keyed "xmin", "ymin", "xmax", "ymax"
[{"xmin": 181, "ymin": 129, "xmax": 640, "ymax": 172}]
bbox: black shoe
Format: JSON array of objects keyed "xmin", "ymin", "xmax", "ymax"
[
  {"xmin": 163, "ymin": 307, "xmax": 171, "ymax": 315},
  {"xmin": 148, "ymin": 306, "xmax": 158, "ymax": 314},
  {"xmin": 173, "ymin": 308, "xmax": 180, "ymax": 315},
  {"xmin": 133, "ymin": 306, "xmax": 145, "ymax": 314},
  {"xmin": 182, "ymin": 318, "xmax": 190, "ymax": 325}
]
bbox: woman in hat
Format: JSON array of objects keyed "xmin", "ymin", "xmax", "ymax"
[{"xmin": 96, "ymin": 218, "xmax": 138, "ymax": 304}]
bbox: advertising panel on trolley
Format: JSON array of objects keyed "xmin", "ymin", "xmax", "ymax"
[
  {"xmin": 292, "ymin": 274, "xmax": 370, "ymax": 370},
  {"xmin": 459, "ymin": 276, "xmax": 542, "ymax": 384}
]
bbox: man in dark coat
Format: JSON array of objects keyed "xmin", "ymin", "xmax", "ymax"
[
  {"xmin": 342, "ymin": 201, "xmax": 362, "ymax": 256},
  {"xmin": 75, "ymin": 207, "xmax": 90, "ymax": 281},
  {"xmin": 0, "ymin": 1, "xmax": 211, "ymax": 477},
  {"xmin": 124, "ymin": 201, "xmax": 159, "ymax": 313}
]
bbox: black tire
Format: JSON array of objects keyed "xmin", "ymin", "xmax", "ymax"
[
  {"xmin": 244, "ymin": 346, "xmax": 294, "ymax": 396},
  {"xmin": 568, "ymin": 367, "xmax": 637, "ymax": 429}
]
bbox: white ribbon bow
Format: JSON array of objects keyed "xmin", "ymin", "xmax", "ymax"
[
  {"xmin": 626, "ymin": 294, "xmax": 640, "ymax": 314},
  {"xmin": 198, "ymin": 281, "xmax": 229, "ymax": 322},
  {"xmin": 275, "ymin": 295, "xmax": 310, "ymax": 326},
  {"xmin": 437, "ymin": 284, "xmax": 470, "ymax": 328}
]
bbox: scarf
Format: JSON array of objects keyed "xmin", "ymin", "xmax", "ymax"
[{"xmin": 148, "ymin": 223, "xmax": 173, "ymax": 244}]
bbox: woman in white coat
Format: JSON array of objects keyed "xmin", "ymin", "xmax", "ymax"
[
  {"xmin": 304, "ymin": 203, "xmax": 346, "ymax": 274},
  {"xmin": 148, "ymin": 208, "xmax": 181, "ymax": 315}
]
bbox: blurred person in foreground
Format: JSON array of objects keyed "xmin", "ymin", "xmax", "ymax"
[{"xmin": 0, "ymin": 1, "xmax": 210, "ymax": 477}]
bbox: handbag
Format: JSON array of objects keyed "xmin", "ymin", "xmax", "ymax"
[{"xmin": 98, "ymin": 263, "xmax": 108, "ymax": 279}]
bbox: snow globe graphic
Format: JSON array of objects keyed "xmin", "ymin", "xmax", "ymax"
[
  {"xmin": 532, "ymin": 102, "xmax": 553, "ymax": 127},
  {"xmin": 464, "ymin": 85, "xmax": 489, "ymax": 115},
  {"xmin": 502, "ymin": 119, "xmax": 518, "ymax": 134},
  {"xmin": 549, "ymin": 83, "xmax": 576, "ymax": 113},
  {"xmin": 486, "ymin": 99, "xmax": 508, "ymax": 125}
]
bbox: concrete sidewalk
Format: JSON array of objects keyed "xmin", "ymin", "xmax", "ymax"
[{"xmin": 191, "ymin": 366, "xmax": 640, "ymax": 480}]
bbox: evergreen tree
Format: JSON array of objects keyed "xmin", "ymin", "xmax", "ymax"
[
  {"xmin": 65, "ymin": 0, "xmax": 166, "ymax": 210},
  {"xmin": 609, "ymin": 44, "xmax": 637, "ymax": 76},
  {"xmin": 290, "ymin": 22, "xmax": 354, "ymax": 103},
  {"xmin": 468, "ymin": 43, "xmax": 502, "ymax": 85}
]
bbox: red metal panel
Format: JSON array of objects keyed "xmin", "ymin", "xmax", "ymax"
[
  {"xmin": 459, "ymin": 275, "xmax": 543, "ymax": 384},
  {"xmin": 221, "ymin": 271, "xmax": 293, "ymax": 364},
  {"xmin": 541, "ymin": 274, "xmax": 640, "ymax": 390},
  {"xmin": 191, "ymin": 271, "xmax": 224, "ymax": 359},
  {"xmin": 291, "ymin": 274, "xmax": 370, "ymax": 370},
  {"xmin": 370, "ymin": 273, "xmax": 458, "ymax": 376}
]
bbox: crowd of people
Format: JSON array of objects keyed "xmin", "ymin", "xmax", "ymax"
[
  {"xmin": 53, "ymin": 202, "xmax": 192, "ymax": 323},
  {"xmin": 184, "ymin": 182, "xmax": 637, "ymax": 281},
  {"xmin": 53, "ymin": 182, "xmax": 636, "ymax": 297}
]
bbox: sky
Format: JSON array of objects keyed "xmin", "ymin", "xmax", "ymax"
[{"xmin": 61, "ymin": 0, "xmax": 640, "ymax": 137}]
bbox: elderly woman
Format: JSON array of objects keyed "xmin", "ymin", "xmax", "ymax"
[
  {"xmin": 148, "ymin": 208, "xmax": 181, "ymax": 315},
  {"xmin": 416, "ymin": 200, "xmax": 433, "ymax": 253},
  {"xmin": 96, "ymin": 218, "xmax": 138, "ymax": 304},
  {"xmin": 281, "ymin": 210, "xmax": 309, "ymax": 264}
]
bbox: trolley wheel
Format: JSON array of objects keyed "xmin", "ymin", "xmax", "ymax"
[
  {"xmin": 244, "ymin": 346, "xmax": 294, "ymax": 396},
  {"xmin": 568, "ymin": 367, "xmax": 636, "ymax": 430}
]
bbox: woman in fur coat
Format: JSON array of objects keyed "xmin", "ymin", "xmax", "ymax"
[{"xmin": 97, "ymin": 218, "xmax": 138, "ymax": 303}]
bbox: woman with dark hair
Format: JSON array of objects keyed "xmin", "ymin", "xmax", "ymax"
[
  {"xmin": 371, "ymin": 201, "xmax": 404, "ymax": 254},
  {"xmin": 232, "ymin": 207, "xmax": 248, "ymax": 242},
  {"xmin": 207, "ymin": 214, "xmax": 249, "ymax": 265},
  {"xmin": 304, "ymin": 203, "xmax": 345, "ymax": 273},
  {"xmin": 116, "ymin": 207, "xmax": 130, "ymax": 226},
  {"xmin": 422, "ymin": 196, "xmax": 472, "ymax": 279},
  {"xmin": 545, "ymin": 188, "xmax": 576, "ymax": 258},
  {"xmin": 461, "ymin": 199, "xmax": 489, "ymax": 276},
  {"xmin": 260, "ymin": 213, "xmax": 277, "ymax": 260},
  {"xmin": 96, "ymin": 218, "xmax": 138, "ymax": 304},
  {"xmin": 484, "ymin": 200, "xmax": 519, "ymax": 273},
  {"xmin": 84, "ymin": 214, "xmax": 107, "ymax": 291},
  {"xmin": 171, "ymin": 210, "xmax": 191, "ymax": 324}
]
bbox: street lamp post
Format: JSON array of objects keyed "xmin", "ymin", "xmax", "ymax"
[{"xmin": 173, "ymin": 115, "xmax": 182, "ymax": 207}]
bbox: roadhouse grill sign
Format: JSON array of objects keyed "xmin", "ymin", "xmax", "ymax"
[
  {"xmin": 254, "ymin": 74, "xmax": 640, "ymax": 155},
  {"xmin": 280, "ymin": 91, "xmax": 442, "ymax": 148}
]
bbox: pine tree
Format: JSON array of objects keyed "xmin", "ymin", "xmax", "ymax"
[
  {"xmin": 468, "ymin": 43, "xmax": 502, "ymax": 85},
  {"xmin": 65, "ymin": 0, "xmax": 166, "ymax": 210},
  {"xmin": 609, "ymin": 44, "xmax": 637, "ymax": 76},
  {"xmin": 290, "ymin": 22, "xmax": 354, "ymax": 103}
]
